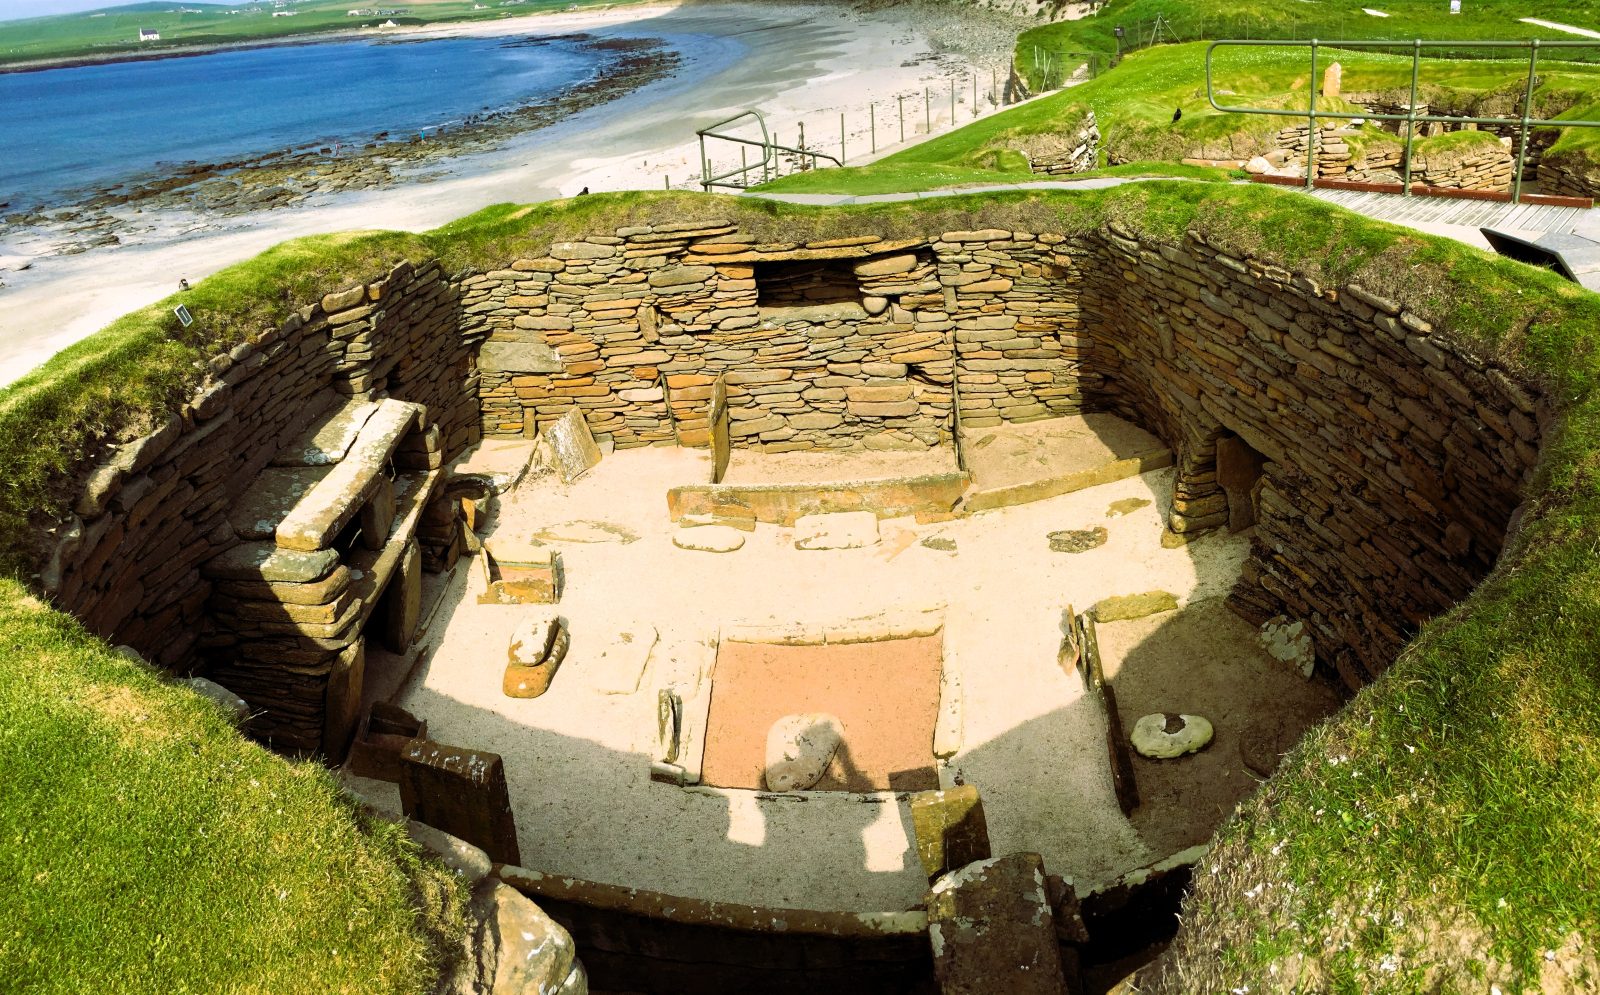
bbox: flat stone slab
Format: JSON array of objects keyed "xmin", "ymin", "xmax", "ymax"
[
  {"xmin": 964, "ymin": 413, "xmax": 1173, "ymax": 512},
  {"xmin": 794, "ymin": 511, "xmax": 880, "ymax": 550},
  {"xmin": 926, "ymin": 853, "xmax": 1067, "ymax": 995},
  {"xmin": 452, "ymin": 439, "xmax": 538, "ymax": 494},
  {"xmin": 1093, "ymin": 590, "xmax": 1178, "ymax": 622},
  {"xmin": 477, "ymin": 340, "xmax": 562, "ymax": 374},
  {"xmin": 276, "ymin": 399, "xmax": 423, "ymax": 551},
  {"xmin": 202, "ymin": 541, "xmax": 339, "ymax": 583},
  {"xmin": 537, "ymin": 408, "xmax": 603, "ymax": 484},
  {"xmin": 1131, "ymin": 713, "xmax": 1214, "ymax": 758},
  {"xmin": 673, "ymin": 525, "xmax": 746, "ymax": 553},
  {"xmin": 227, "ymin": 466, "xmax": 332, "ymax": 540},
  {"xmin": 272, "ymin": 400, "xmax": 378, "ymax": 467}
]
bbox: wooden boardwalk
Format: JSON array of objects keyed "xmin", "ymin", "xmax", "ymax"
[{"xmin": 1310, "ymin": 188, "xmax": 1593, "ymax": 233}]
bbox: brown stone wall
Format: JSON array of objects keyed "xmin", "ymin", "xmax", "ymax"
[
  {"xmin": 47, "ymin": 259, "xmax": 479, "ymax": 672},
  {"xmin": 1074, "ymin": 227, "xmax": 1542, "ymax": 686},
  {"xmin": 467, "ymin": 225, "xmax": 1089, "ymax": 451}
]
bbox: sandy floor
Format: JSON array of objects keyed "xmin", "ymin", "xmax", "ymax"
[
  {"xmin": 340, "ymin": 415, "xmax": 1344, "ymax": 912},
  {"xmin": 0, "ymin": 0, "xmax": 1019, "ymax": 385}
]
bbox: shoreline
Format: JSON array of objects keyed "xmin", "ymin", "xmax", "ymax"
[
  {"xmin": 0, "ymin": 0, "xmax": 1034, "ymax": 386},
  {"xmin": 0, "ymin": 0, "xmax": 661, "ymax": 76},
  {"xmin": 2, "ymin": 32, "xmax": 680, "ymax": 234}
]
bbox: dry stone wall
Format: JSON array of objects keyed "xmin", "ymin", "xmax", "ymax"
[
  {"xmin": 464, "ymin": 225, "xmax": 1087, "ymax": 453},
  {"xmin": 1073, "ymin": 226, "xmax": 1542, "ymax": 686},
  {"xmin": 48, "ymin": 210, "xmax": 1543, "ymax": 706},
  {"xmin": 46, "ymin": 259, "xmax": 480, "ymax": 677}
]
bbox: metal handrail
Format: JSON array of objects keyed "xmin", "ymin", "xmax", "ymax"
[
  {"xmin": 697, "ymin": 109, "xmax": 842, "ymax": 191},
  {"xmin": 1205, "ymin": 38, "xmax": 1600, "ymax": 202}
]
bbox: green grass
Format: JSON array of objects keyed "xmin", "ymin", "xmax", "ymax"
[
  {"xmin": 1017, "ymin": 0, "xmax": 1600, "ymax": 90},
  {"xmin": 0, "ymin": 577, "xmax": 468, "ymax": 993},
  {"xmin": 0, "ymin": 0, "xmax": 631, "ymax": 66},
  {"xmin": 754, "ymin": 40, "xmax": 1600, "ymax": 198}
]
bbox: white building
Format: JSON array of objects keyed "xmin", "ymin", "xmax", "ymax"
[{"xmin": 138, "ymin": 28, "xmax": 160, "ymax": 41}]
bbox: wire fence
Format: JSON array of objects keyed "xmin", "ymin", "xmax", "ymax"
[{"xmin": 674, "ymin": 65, "xmax": 1026, "ymax": 192}]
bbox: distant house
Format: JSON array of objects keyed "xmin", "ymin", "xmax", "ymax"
[
  {"xmin": 138, "ymin": 28, "xmax": 160, "ymax": 41},
  {"xmin": 271, "ymin": 9, "xmax": 296, "ymax": 15}
]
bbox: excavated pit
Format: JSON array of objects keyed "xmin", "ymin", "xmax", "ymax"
[{"xmin": 45, "ymin": 215, "xmax": 1545, "ymax": 993}]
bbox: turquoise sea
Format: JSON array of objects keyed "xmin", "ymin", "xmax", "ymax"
[{"xmin": 0, "ymin": 32, "xmax": 609, "ymax": 210}]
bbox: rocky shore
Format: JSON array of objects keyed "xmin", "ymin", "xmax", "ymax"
[{"xmin": 0, "ymin": 33, "xmax": 678, "ymax": 265}]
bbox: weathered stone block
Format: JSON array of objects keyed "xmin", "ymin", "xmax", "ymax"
[
  {"xmin": 910, "ymin": 785, "xmax": 992, "ymax": 879},
  {"xmin": 926, "ymin": 853, "xmax": 1067, "ymax": 995},
  {"xmin": 399, "ymin": 739, "xmax": 521, "ymax": 866}
]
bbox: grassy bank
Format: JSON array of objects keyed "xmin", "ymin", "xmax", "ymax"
[
  {"xmin": 755, "ymin": 41, "xmax": 1600, "ymax": 197},
  {"xmin": 5, "ymin": 184, "xmax": 1600, "ymax": 989},
  {"xmin": 0, "ymin": 0, "xmax": 625, "ymax": 68},
  {"xmin": 0, "ymin": 576, "xmax": 468, "ymax": 993},
  {"xmin": 1016, "ymin": 0, "xmax": 1600, "ymax": 88}
]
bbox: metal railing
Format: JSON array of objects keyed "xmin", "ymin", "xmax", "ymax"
[
  {"xmin": 1205, "ymin": 38, "xmax": 1600, "ymax": 203},
  {"xmin": 696, "ymin": 111, "xmax": 840, "ymax": 192}
]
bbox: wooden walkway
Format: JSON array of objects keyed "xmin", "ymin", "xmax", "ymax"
[{"xmin": 1309, "ymin": 188, "xmax": 1593, "ymax": 233}]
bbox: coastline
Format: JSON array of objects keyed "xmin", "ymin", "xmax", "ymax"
[
  {"xmin": 0, "ymin": 0, "xmax": 1034, "ymax": 386},
  {"xmin": 0, "ymin": 0, "xmax": 662, "ymax": 76}
]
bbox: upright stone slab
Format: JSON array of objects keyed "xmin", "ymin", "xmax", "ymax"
[
  {"xmin": 539, "ymin": 408, "xmax": 603, "ymax": 483},
  {"xmin": 709, "ymin": 375, "xmax": 731, "ymax": 484},
  {"xmin": 910, "ymin": 785, "xmax": 992, "ymax": 879},
  {"xmin": 1322, "ymin": 60, "xmax": 1342, "ymax": 98},
  {"xmin": 926, "ymin": 853, "xmax": 1068, "ymax": 995},
  {"xmin": 380, "ymin": 539, "xmax": 422, "ymax": 653},
  {"xmin": 322, "ymin": 638, "xmax": 365, "ymax": 764},
  {"xmin": 399, "ymin": 739, "xmax": 521, "ymax": 866}
]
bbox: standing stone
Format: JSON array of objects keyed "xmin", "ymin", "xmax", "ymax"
[
  {"xmin": 910, "ymin": 785, "xmax": 992, "ymax": 879},
  {"xmin": 926, "ymin": 853, "xmax": 1068, "ymax": 995},
  {"xmin": 484, "ymin": 882, "xmax": 585, "ymax": 994},
  {"xmin": 399, "ymin": 739, "xmax": 521, "ymax": 866},
  {"xmin": 709, "ymin": 375, "xmax": 730, "ymax": 484},
  {"xmin": 1323, "ymin": 61, "xmax": 1342, "ymax": 98},
  {"xmin": 764, "ymin": 713, "xmax": 844, "ymax": 791}
]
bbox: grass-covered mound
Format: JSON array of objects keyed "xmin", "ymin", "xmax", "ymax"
[
  {"xmin": 758, "ymin": 41, "xmax": 1600, "ymax": 197},
  {"xmin": 1016, "ymin": 0, "xmax": 1600, "ymax": 86},
  {"xmin": 5, "ymin": 184, "xmax": 1600, "ymax": 989},
  {"xmin": 0, "ymin": 576, "xmax": 468, "ymax": 993}
]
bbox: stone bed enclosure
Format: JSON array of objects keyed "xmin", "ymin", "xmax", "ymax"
[{"xmin": 33, "ymin": 195, "xmax": 1548, "ymax": 988}]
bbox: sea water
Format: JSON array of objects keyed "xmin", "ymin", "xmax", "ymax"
[{"xmin": 0, "ymin": 32, "xmax": 607, "ymax": 210}]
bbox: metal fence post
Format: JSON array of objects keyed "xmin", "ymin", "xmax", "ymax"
[
  {"xmin": 1513, "ymin": 39, "xmax": 1540, "ymax": 204},
  {"xmin": 1402, "ymin": 39, "xmax": 1420, "ymax": 196},
  {"xmin": 925, "ymin": 87, "xmax": 931, "ymax": 133},
  {"xmin": 840, "ymin": 112, "xmax": 846, "ymax": 164},
  {"xmin": 899, "ymin": 95, "xmax": 906, "ymax": 142},
  {"xmin": 798, "ymin": 121, "xmax": 806, "ymax": 170},
  {"xmin": 870, "ymin": 104, "xmax": 877, "ymax": 154},
  {"xmin": 950, "ymin": 78, "xmax": 956, "ymax": 125},
  {"xmin": 1306, "ymin": 39, "xmax": 1320, "ymax": 191},
  {"xmin": 972, "ymin": 74, "xmax": 979, "ymax": 118}
]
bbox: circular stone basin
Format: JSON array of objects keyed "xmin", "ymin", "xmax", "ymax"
[{"xmin": 1130, "ymin": 713, "xmax": 1214, "ymax": 759}]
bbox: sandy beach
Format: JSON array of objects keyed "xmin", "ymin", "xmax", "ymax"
[{"xmin": 0, "ymin": 0, "xmax": 1028, "ymax": 385}]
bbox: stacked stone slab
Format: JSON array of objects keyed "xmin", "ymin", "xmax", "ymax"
[
  {"xmin": 1024, "ymin": 110, "xmax": 1100, "ymax": 176},
  {"xmin": 464, "ymin": 227, "xmax": 1091, "ymax": 453},
  {"xmin": 200, "ymin": 398, "xmax": 441, "ymax": 755},
  {"xmin": 1412, "ymin": 141, "xmax": 1514, "ymax": 191},
  {"xmin": 1077, "ymin": 225, "xmax": 1542, "ymax": 686},
  {"xmin": 46, "ymin": 258, "xmax": 479, "ymax": 684}
]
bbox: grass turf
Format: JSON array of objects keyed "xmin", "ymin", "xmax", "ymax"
[
  {"xmin": 0, "ymin": 577, "xmax": 468, "ymax": 994},
  {"xmin": 756, "ymin": 41, "xmax": 1600, "ymax": 197},
  {"xmin": 6, "ymin": 183, "xmax": 1600, "ymax": 989}
]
